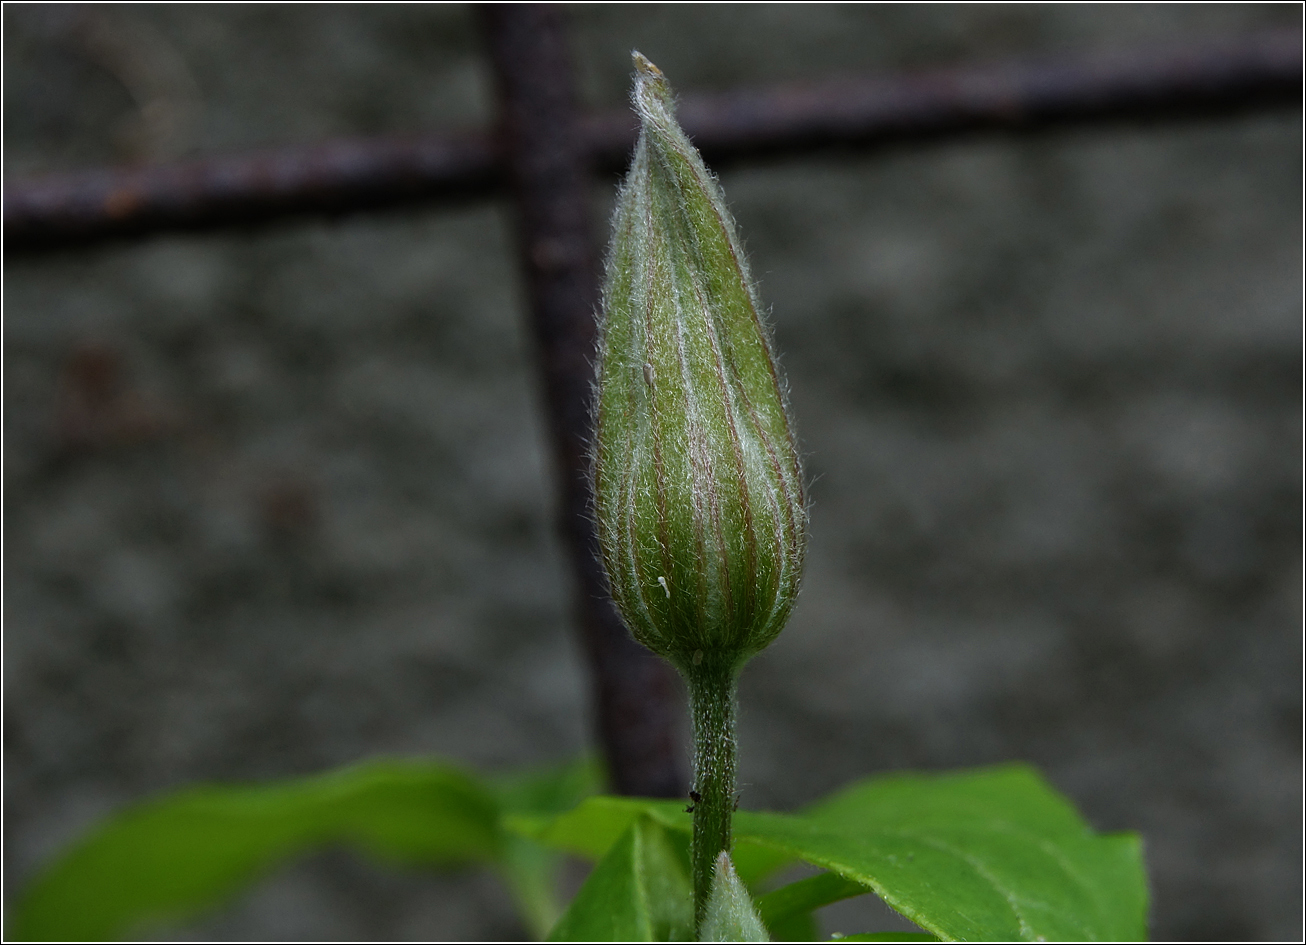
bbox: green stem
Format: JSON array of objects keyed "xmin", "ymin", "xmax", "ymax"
[{"xmin": 685, "ymin": 657, "xmax": 739, "ymax": 933}]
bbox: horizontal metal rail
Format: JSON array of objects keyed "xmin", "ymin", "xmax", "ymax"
[{"xmin": 5, "ymin": 29, "xmax": 1299, "ymax": 253}]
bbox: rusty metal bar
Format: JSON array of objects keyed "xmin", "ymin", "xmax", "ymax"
[
  {"xmin": 5, "ymin": 29, "xmax": 1300, "ymax": 253},
  {"xmin": 630, "ymin": 26, "xmax": 1303, "ymax": 167},
  {"xmin": 4, "ymin": 133, "xmax": 500, "ymax": 252},
  {"xmin": 478, "ymin": 4, "xmax": 685, "ymax": 798}
]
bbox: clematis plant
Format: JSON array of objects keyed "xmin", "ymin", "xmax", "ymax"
[
  {"xmin": 592, "ymin": 52, "xmax": 807, "ymax": 933},
  {"xmin": 10, "ymin": 53, "xmax": 1150, "ymax": 945}
]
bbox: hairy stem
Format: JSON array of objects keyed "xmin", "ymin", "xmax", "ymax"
[{"xmin": 686, "ymin": 657, "xmax": 739, "ymax": 932}]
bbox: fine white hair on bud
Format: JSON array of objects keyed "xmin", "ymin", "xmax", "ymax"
[
  {"xmin": 701, "ymin": 852, "xmax": 770, "ymax": 942},
  {"xmin": 592, "ymin": 51, "xmax": 807, "ymax": 677}
]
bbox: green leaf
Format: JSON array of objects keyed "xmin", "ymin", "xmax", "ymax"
[
  {"xmin": 489, "ymin": 757, "xmax": 606, "ymax": 939},
  {"xmin": 767, "ymin": 910, "xmax": 820, "ymax": 942},
  {"xmin": 549, "ymin": 820, "xmax": 652, "ymax": 942},
  {"xmin": 642, "ymin": 816, "xmax": 696, "ymax": 942},
  {"xmin": 12, "ymin": 758, "xmax": 501, "ymax": 942},
  {"xmin": 490, "ymin": 755, "xmax": 604, "ymax": 820},
  {"xmin": 755, "ymin": 871, "xmax": 867, "ymax": 938},
  {"xmin": 802, "ymin": 763, "xmax": 1085, "ymax": 837},
  {"xmin": 815, "ymin": 764, "xmax": 1146, "ymax": 942},
  {"xmin": 732, "ymin": 842, "xmax": 799, "ymax": 888},
  {"xmin": 548, "ymin": 816, "xmax": 692, "ymax": 942},
  {"xmin": 518, "ymin": 765, "xmax": 1148, "ymax": 943},
  {"xmin": 497, "ymin": 836, "xmax": 564, "ymax": 943},
  {"xmin": 734, "ymin": 765, "xmax": 1148, "ymax": 942},
  {"xmin": 506, "ymin": 794, "xmax": 791, "ymax": 888},
  {"xmin": 831, "ymin": 935, "xmax": 941, "ymax": 942}
]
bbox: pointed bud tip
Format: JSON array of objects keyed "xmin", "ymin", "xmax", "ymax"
[
  {"xmin": 631, "ymin": 50, "xmax": 663, "ymax": 77},
  {"xmin": 631, "ymin": 51, "xmax": 672, "ymax": 114}
]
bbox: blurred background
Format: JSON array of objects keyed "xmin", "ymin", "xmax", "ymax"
[{"xmin": 4, "ymin": 3, "xmax": 1301, "ymax": 940}]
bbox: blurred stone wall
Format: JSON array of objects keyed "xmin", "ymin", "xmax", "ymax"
[{"xmin": 4, "ymin": 4, "xmax": 1300, "ymax": 941}]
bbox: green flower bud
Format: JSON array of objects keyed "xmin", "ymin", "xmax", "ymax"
[
  {"xmin": 593, "ymin": 53, "xmax": 807, "ymax": 676},
  {"xmin": 700, "ymin": 852, "xmax": 770, "ymax": 942}
]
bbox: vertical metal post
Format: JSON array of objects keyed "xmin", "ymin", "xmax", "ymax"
[{"xmin": 478, "ymin": 3, "xmax": 684, "ymax": 797}]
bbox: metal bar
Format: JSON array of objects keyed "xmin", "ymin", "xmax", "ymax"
[
  {"xmin": 4, "ymin": 133, "xmax": 500, "ymax": 251},
  {"xmin": 5, "ymin": 29, "xmax": 1299, "ymax": 254},
  {"xmin": 478, "ymin": 4, "xmax": 685, "ymax": 798},
  {"xmin": 621, "ymin": 26, "xmax": 1303, "ymax": 169}
]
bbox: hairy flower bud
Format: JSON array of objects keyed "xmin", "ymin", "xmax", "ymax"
[
  {"xmin": 593, "ymin": 53, "xmax": 807, "ymax": 676},
  {"xmin": 701, "ymin": 852, "xmax": 769, "ymax": 942}
]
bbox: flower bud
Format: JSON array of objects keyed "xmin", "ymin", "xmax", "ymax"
[
  {"xmin": 593, "ymin": 53, "xmax": 806, "ymax": 676},
  {"xmin": 701, "ymin": 852, "xmax": 769, "ymax": 942}
]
